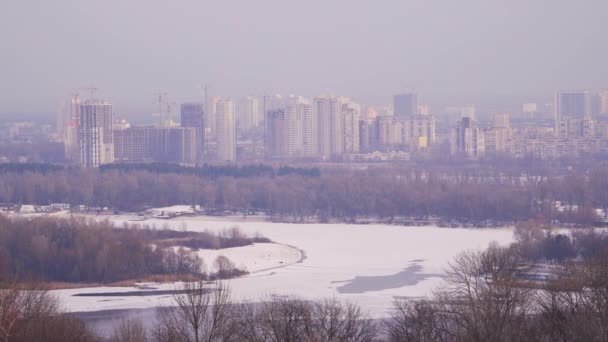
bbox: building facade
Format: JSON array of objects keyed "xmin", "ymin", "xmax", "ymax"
[
  {"xmin": 78, "ymin": 100, "xmax": 114, "ymax": 167},
  {"xmin": 451, "ymin": 117, "xmax": 484, "ymax": 158},
  {"xmin": 180, "ymin": 102, "xmax": 205, "ymax": 162},
  {"xmin": 215, "ymin": 98, "xmax": 236, "ymax": 162}
]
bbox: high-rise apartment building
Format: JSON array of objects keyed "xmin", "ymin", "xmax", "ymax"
[
  {"xmin": 342, "ymin": 103, "xmax": 360, "ymax": 153},
  {"xmin": 265, "ymin": 109, "xmax": 286, "ymax": 159},
  {"xmin": 78, "ymin": 100, "xmax": 114, "ymax": 167},
  {"xmin": 451, "ymin": 117, "xmax": 484, "ymax": 158},
  {"xmin": 484, "ymin": 113, "xmax": 512, "ymax": 155},
  {"xmin": 206, "ymin": 96, "xmax": 221, "ymax": 141},
  {"xmin": 393, "ymin": 93, "xmax": 418, "ymax": 118},
  {"xmin": 555, "ymin": 91, "xmax": 592, "ymax": 137},
  {"xmin": 61, "ymin": 95, "xmax": 81, "ymax": 162},
  {"xmin": 284, "ymin": 96, "xmax": 316, "ymax": 157},
  {"xmin": 359, "ymin": 119, "xmax": 379, "ymax": 153},
  {"xmin": 215, "ymin": 98, "xmax": 236, "ymax": 162},
  {"xmin": 264, "ymin": 96, "xmax": 317, "ymax": 159},
  {"xmin": 315, "ymin": 95, "xmax": 343, "ymax": 158},
  {"xmin": 180, "ymin": 102, "xmax": 205, "ymax": 162}
]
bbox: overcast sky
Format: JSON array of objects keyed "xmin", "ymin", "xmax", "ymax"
[{"xmin": 1, "ymin": 0, "xmax": 607, "ymax": 116}]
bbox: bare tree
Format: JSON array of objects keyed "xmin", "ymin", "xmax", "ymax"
[
  {"xmin": 384, "ymin": 298, "xmax": 450, "ymax": 342},
  {"xmin": 241, "ymin": 296, "xmax": 312, "ymax": 342},
  {"xmin": 153, "ymin": 281, "xmax": 235, "ymax": 342},
  {"xmin": 436, "ymin": 244, "xmax": 533, "ymax": 342},
  {"xmin": 308, "ymin": 298, "xmax": 376, "ymax": 342},
  {"xmin": 0, "ymin": 282, "xmax": 97, "ymax": 342},
  {"xmin": 110, "ymin": 318, "xmax": 148, "ymax": 342},
  {"xmin": 535, "ymin": 254, "xmax": 608, "ymax": 341}
]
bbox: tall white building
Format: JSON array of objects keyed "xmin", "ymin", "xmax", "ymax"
[
  {"xmin": 215, "ymin": 98, "xmax": 236, "ymax": 162},
  {"xmin": 315, "ymin": 95, "xmax": 343, "ymax": 158},
  {"xmin": 264, "ymin": 95, "xmax": 316, "ymax": 159},
  {"xmin": 60, "ymin": 94, "xmax": 82, "ymax": 162},
  {"xmin": 206, "ymin": 96, "xmax": 221, "ymax": 141},
  {"xmin": 78, "ymin": 100, "xmax": 114, "ymax": 167},
  {"xmin": 342, "ymin": 102, "xmax": 360, "ymax": 153},
  {"xmin": 284, "ymin": 96, "xmax": 316, "ymax": 157}
]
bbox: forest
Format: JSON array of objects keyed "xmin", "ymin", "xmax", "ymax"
[
  {"xmin": 0, "ymin": 216, "xmax": 266, "ymax": 284},
  {"xmin": 1, "ymin": 163, "xmax": 607, "ymax": 224}
]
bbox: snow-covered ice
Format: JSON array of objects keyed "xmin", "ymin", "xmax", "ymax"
[
  {"xmin": 194, "ymin": 242, "xmax": 302, "ymax": 274},
  {"xmin": 54, "ymin": 217, "xmax": 514, "ymax": 317}
]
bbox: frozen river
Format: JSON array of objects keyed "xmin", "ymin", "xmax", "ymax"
[{"xmin": 56, "ymin": 216, "xmax": 514, "ymax": 319}]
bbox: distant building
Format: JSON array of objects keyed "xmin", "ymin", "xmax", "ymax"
[
  {"xmin": 418, "ymin": 104, "xmax": 430, "ymax": 116},
  {"xmin": 180, "ymin": 102, "xmax": 205, "ymax": 162},
  {"xmin": 114, "ymin": 126, "xmax": 156, "ymax": 163},
  {"xmin": 215, "ymin": 98, "xmax": 236, "ymax": 162},
  {"xmin": 599, "ymin": 89, "xmax": 608, "ymax": 115},
  {"xmin": 555, "ymin": 91, "xmax": 591, "ymax": 137},
  {"xmin": 285, "ymin": 96, "xmax": 316, "ymax": 157},
  {"xmin": 493, "ymin": 113, "xmax": 510, "ymax": 129},
  {"xmin": 359, "ymin": 119, "xmax": 379, "ymax": 153},
  {"xmin": 375, "ymin": 115, "xmax": 435, "ymax": 150},
  {"xmin": 114, "ymin": 126, "xmax": 196, "ymax": 165},
  {"xmin": 342, "ymin": 103, "xmax": 360, "ymax": 153},
  {"xmin": 461, "ymin": 105, "xmax": 476, "ymax": 120},
  {"xmin": 265, "ymin": 109, "xmax": 286, "ymax": 159},
  {"xmin": 393, "ymin": 93, "xmax": 418, "ymax": 118},
  {"xmin": 78, "ymin": 100, "xmax": 114, "ymax": 167},
  {"xmin": 154, "ymin": 127, "xmax": 197, "ymax": 165},
  {"xmin": 206, "ymin": 96, "xmax": 221, "ymax": 141},
  {"xmin": 315, "ymin": 95, "xmax": 344, "ymax": 158},
  {"xmin": 264, "ymin": 96, "xmax": 317, "ymax": 159},
  {"xmin": 451, "ymin": 117, "xmax": 484, "ymax": 158},
  {"xmin": 238, "ymin": 96, "xmax": 261, "ymax": 132},
  {"xmin": 60, "ymin": 95, "xmax": 82, "ymax": 162},
  {"xmin": 484, "ymin": 113, "xmax": 512, "ymax": 155},
  {"xmin": 522, "ymin": 103, "xmax": 539, "ymax": 117},
  {"xmin": 556, "ymin": 118, "xmax": 595, "ymax": 138}
]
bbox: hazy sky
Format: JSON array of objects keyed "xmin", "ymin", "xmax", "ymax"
[{"xmin": 1, "ymin": 0, "xmax": 607, "ymax": 115}]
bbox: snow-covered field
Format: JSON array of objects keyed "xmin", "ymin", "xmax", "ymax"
[{"xmin": 54, "ymin": 216, "xmax": 514, "ymax": 317}]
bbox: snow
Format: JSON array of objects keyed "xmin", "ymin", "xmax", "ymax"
[
  {"xmin": 193, "ymin": 243, "xmax": 302, "ymax": 274},
  {"xmin": 53, "ymin": 217, "xmax": 514, "ymax": 317}
]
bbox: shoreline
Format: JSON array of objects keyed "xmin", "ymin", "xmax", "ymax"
[
  {"xmin": 30, "ymin": 242, "xmax": 304, "ymax": 290},
  {"xmin": 49, "ymin": 211, "xmax": 517, "ymax": 229}
]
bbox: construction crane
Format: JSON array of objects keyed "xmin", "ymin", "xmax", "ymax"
[{"xmin": 154, "ymin": 90, "xmax": 168, "ymax": 128}]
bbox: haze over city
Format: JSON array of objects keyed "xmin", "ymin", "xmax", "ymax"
[
  {"xmin": 1, "ymin": 0, "xmax": 608, "ymax": 116},
  {"xmin": 4, "ymin": 2, "xmax": 608, "ymax": 341}
]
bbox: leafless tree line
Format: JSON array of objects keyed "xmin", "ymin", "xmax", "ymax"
[
  {"xmin": 0, "ymin": 217, "xmax": 252, "ymax": 284},
  {"xmin": 112, "ymin": 281, "xmax": 377, "ymax": 342},
  {"xmin": 3, "ymin": 166, "xmax": 608, "ymax": 224}
]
